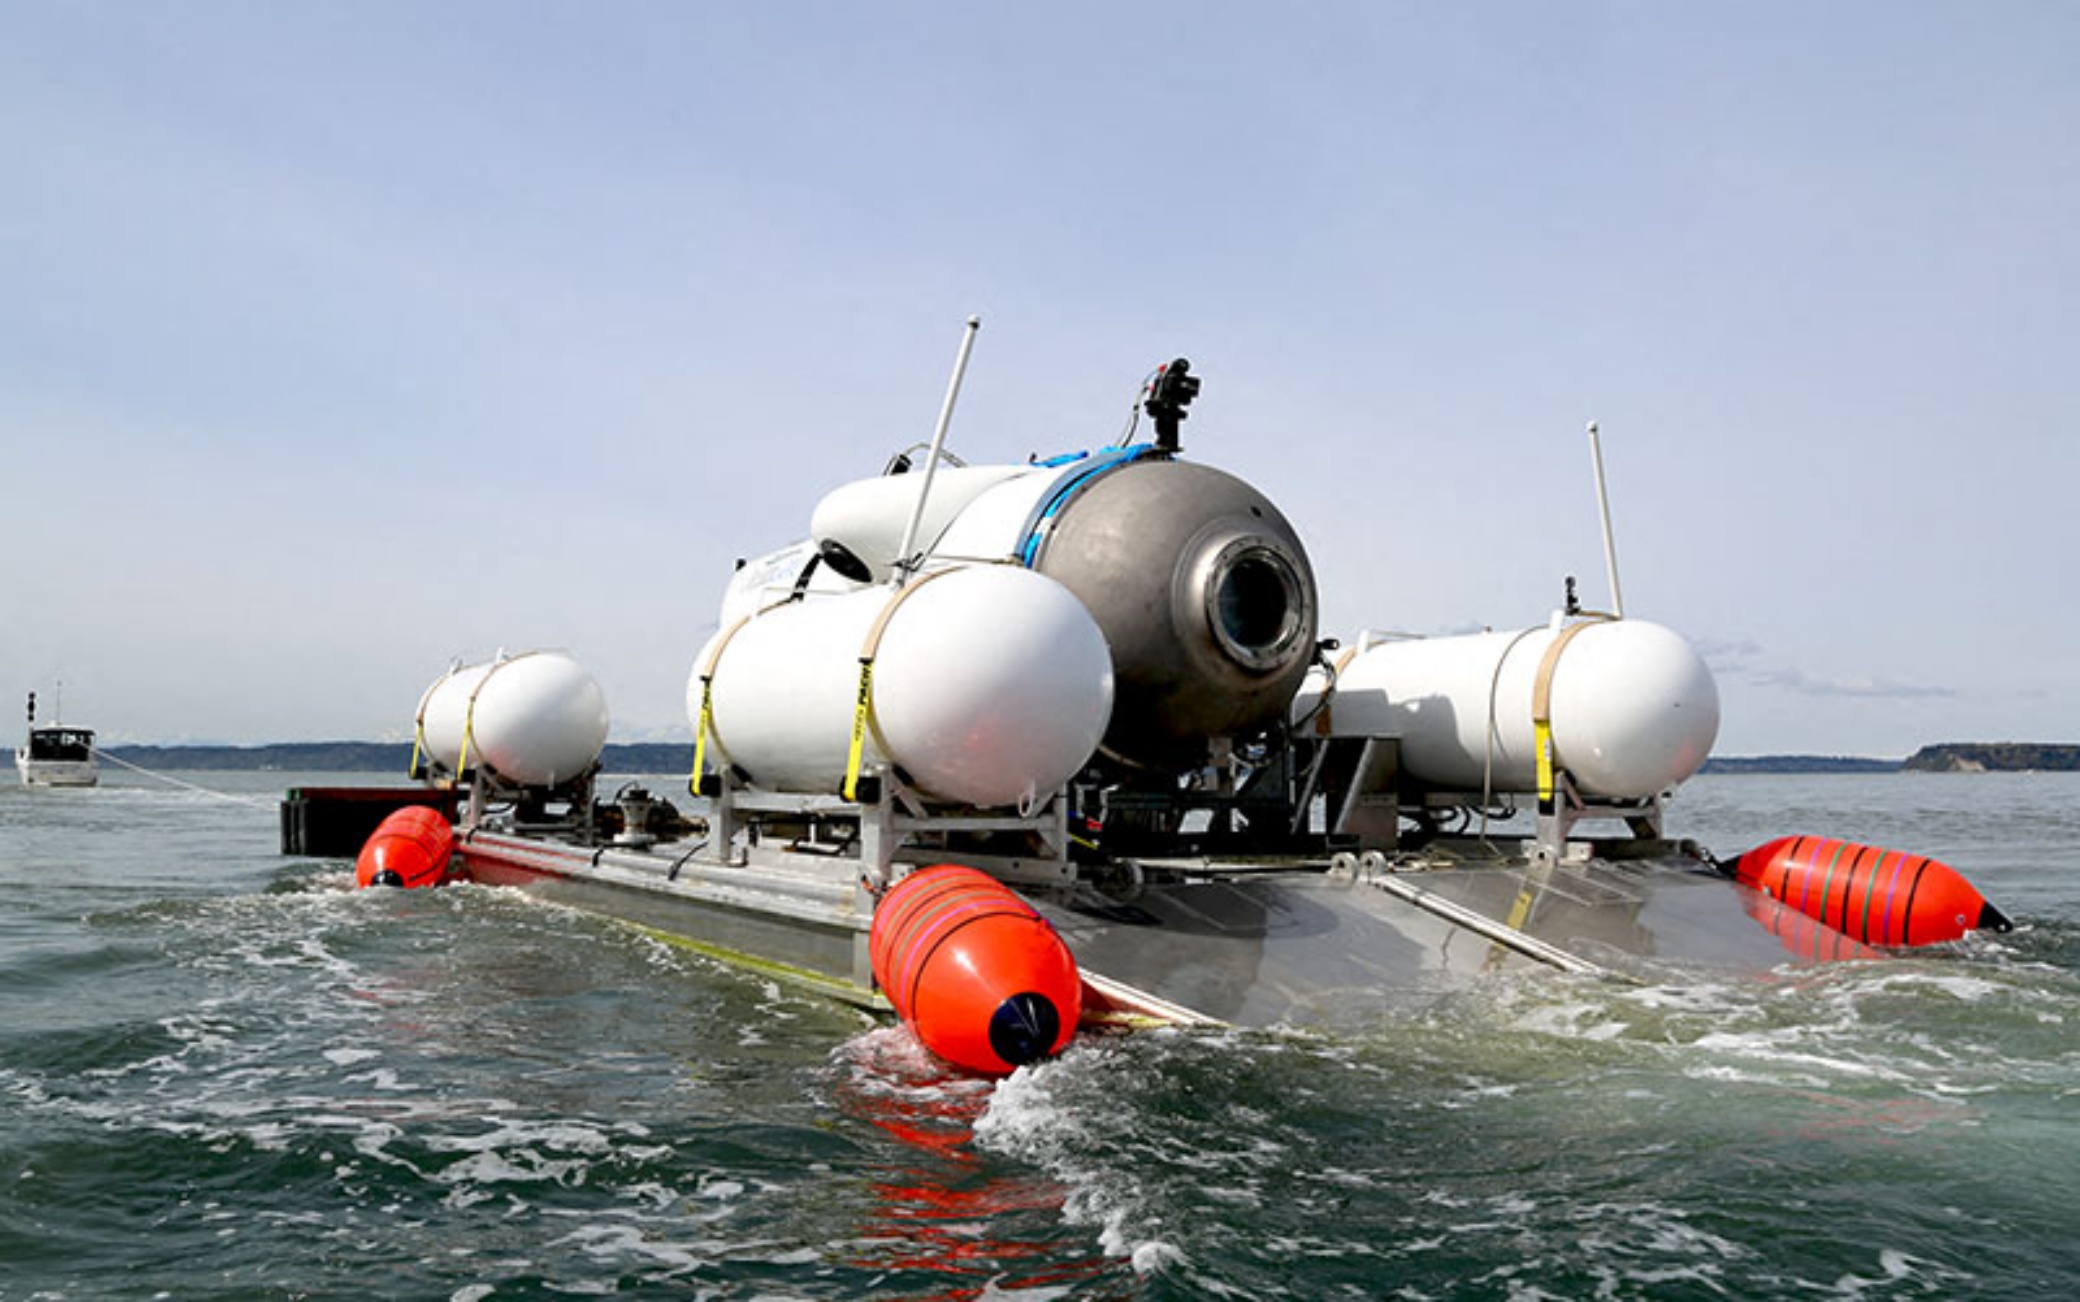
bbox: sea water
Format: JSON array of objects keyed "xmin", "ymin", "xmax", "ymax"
[{"xmin": 3, "ymin": 770, "xmax": 2077, "ymax": 1300}]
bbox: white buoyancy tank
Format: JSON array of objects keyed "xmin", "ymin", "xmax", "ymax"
[
  {"xmin": 417, "ymin": 650, "xmax": 611, "ymax": 787},
  {"xmin": 1295, "ymin": 618, "xmax": 1718, "ymax": 799},
  {"xmin": 717, "ymin": 539, "xmax": 865, "ymax": 628},
  {"xmin": 689, "ymin": 565, "xmax": 1113, "ymax": 808},
  {"xmin": 809, "ymin": 463, "xmax": 1030, "ymax": 582}
]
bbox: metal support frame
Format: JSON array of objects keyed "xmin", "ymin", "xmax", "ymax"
[
  {"xmin": 1529, "ymin": 769, "xmax": 1665, "ymax": 865},
  {"xmin": 464, "ymin": 765, "xmax": 600, "ymax": 843},
  {"xmin": 1325, "ymin": 735, "xmax": 1402, "ymax": 850},
  {"xmin": 702, "ymin": 764, "xmax": 1078, "ymax": 890}
]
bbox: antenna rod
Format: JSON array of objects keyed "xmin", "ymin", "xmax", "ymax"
[
  {"xmin": 1587, "ymin": 421, "xmax": 1625, "ymax": 618},
  {"xmin": 893, "ymin": 315, "xmax": 982, "ymax": 584}
]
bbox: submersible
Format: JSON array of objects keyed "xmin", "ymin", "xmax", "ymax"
[{"xmin": 319, "ymin": 329, "xmax": 2010, "ymax": 1076}]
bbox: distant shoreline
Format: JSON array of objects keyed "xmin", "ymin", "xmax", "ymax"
[
  {"xmin": 92, "ymin": 740, "xmax": 2080, "ymax": 775},
  {"xmin": 100, "ymin": 741, "xmax": 693, "ymax": 774},
  {"xmin": 1699, "ymin": 756, "xmax": 1902, "ymax": 774}
]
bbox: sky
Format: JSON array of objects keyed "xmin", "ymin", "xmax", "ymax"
[{"xmin": 3, "ymin": 2, "xmax": 2075, "ymax": 758}]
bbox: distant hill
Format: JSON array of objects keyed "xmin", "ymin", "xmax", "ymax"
[
  {"xmin": 105, "ymin": 742, "xmax": 412, "ymax": 772},
  {"xmin": 1700, "ymin": 755, "xmax": 1902, "ymax": 774},
  {"xmin": 1902, "ymin": 742, "xmax": 2080, "ymax": 773},
  {"xmin": 104, "ymin": 741, "xmax": 692, "ymax": 774}
]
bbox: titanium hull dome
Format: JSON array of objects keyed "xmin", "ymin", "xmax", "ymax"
[{"xmin": 1030, "ymin": 460, "xmax": 1318, "ymax": 770}]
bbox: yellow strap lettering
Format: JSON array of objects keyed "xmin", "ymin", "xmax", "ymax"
[
  {"xmin": 836, "ymin": 568, "xmax": 972, "ymax": 803},
  {"xmin": 456, "ymin": 721, "xmax": 473, "ymax": 786},
  {"xmin": 1534, "ymin": 718, "xmax": 1556, "ymax": 811},
  {"xmin": 842, "ymin": 660, "xmax": 874, "ymax": 802},
  {"xmin": 684, "ymin": 613, "xmax": 763, "ymax": 798},
  {"xmin": 1530, "ymin": 618, "xmax": 1609, "ymax": 814},
  {"xmin": 689, "ymin": 678, "xmax": 715, "ymax": 797}
]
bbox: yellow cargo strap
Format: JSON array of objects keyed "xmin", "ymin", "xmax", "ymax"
[
  {"xmin": 689, "ymin": 613, "xmax": 758, "ymax": 797},
  {"xmin": 412, "ymin": 673, "xmax": 450, "ymax": 786},
  {"xmin": 457, "ymin": 654, "xmax": 527, "ymax": 785},
  {"xmin": 1529, "ymin": 619, "xmax": 1611, "ymax": 812},
  {"xmin": 689, "ymin": 681, "xmax": 716, "ymax": 797},
  {"xmin": 841, "ymin": 662, "xmax": 875, "ymax": 802},
  {"xmin": 843, "ymin": 568, "xmax": 963, "ymax": 802},
  {"xmin": 456, "ymin": 713, "xmax": 474, "ymax": 784}
]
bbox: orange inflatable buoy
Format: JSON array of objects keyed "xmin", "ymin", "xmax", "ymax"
[
  {"xmin": 1725, "ymin": 835, "xmax": 2011, "ymax": 946},
  {"xmin": 868, "ymin": 865, "xmax": 1082, "ymax": 1076},
  {"xmin": 354, "ymin": 805, "xmax": 455, "ymax": 890}
]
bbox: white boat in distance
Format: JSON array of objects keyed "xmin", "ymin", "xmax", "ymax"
[{"xmin": 17, "ymin": 689, "xmax": 98, "ymax": 787}]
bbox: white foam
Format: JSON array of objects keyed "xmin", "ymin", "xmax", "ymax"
[
  {"xmin": 973, "ymin": 1044, "xmax": 1194, "ymax": 1276},
  {"xmin": 546, "ymin": 1221, "xmax": 709, "ymax": 1271},
  {"xmin": 1128, "ymin": 1238, "xmax": 1186, "ymax": 1274},
  {"xmin": 1822, "ymin": 1245, "xmax": 1972, "ymax": 1299},
  {"xmin": 428, "ymin": 1118, "xmax": 615, "ymax": 1156},
  {"xmin": 975, "ymin": 1280, "xmax": 1077, "ymax": 1300}
]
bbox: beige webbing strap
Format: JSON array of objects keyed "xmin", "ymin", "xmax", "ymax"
[
  {"xmin": 1530, "ymin": 619, "xmax": 1609, "ymax": 811},
  {"xmin": 458, "ymin": 652, "xmax": 539, "ymax": 783},
  {"xmin": 456, "ymin": 705, "xmax": 474, "ymax": 784},
  {"xmin": 413, "ymin": 673, "xmax": 451, "ymax": 785},
  {"xmin": 457, "ymin": 658, "xmax": 499, "ymax": 781},
  {"xmin": 689, "ymin": 611, "xmax": 763, "ymax": 796},
  {"xmin": 843, "ymin": 568, "xmax": 965, "ymax": 802}
]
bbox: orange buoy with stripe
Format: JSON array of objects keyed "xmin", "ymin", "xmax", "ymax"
[
  {"xmin": 869, "ymin": 865, "xmax": 1082, "ymax": 1076},
  {"xmin": 1725, "ymin": 835, "xmax": 2010, "ymax": 946},
  {"xmin": 354, "ymin": 805, "xmax": 455, "ymax": 890}
]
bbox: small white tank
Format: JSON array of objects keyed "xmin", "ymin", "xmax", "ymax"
[
  {"xmin": 717, "ymin": 539, "xmax": 863, "ymax": 628},
  {"xmin": 1296, "ymin": 618, "xmax": 1718, "ymax": 800},
  {"xmin": 417, "ymin": 650, "xmax": 610, "ymax": 787},
  {"xmin": 689, "ymin": 565, "xmax": 1113, "ymax": 809},
  {"xmin": 808, "ymin": 463, "xmax": 1029, "ymax": 582}
]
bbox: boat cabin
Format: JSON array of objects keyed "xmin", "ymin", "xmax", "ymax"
[{"xmin": 23, "ymin": 727, "xmax": 95, "ymax": 762}]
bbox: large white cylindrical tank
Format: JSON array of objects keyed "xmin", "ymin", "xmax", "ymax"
[
  {"xmin": 809, "ymin": 463, "xmax": 1030, "ymax": 582},
  {"xmin": 1295, "ymin": 619, "xmax": 1718, "ymax": 799},
  {"xmin": 689, "ymin": 565, "xmax": 1113, "ymax": 808},
  {"xmin": 418, "ymin": 650, "xmax": 611, "ymax": 787}
]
